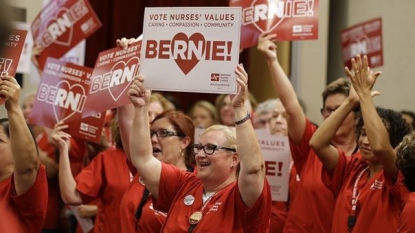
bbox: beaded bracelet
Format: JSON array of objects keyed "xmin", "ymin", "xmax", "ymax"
[{"xmin": 234, "ymin": 112, "xmax": 251, "ymax": 125}]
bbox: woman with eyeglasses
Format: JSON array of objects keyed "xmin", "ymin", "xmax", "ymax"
[
  {"xmin": 0, "ymin": 75, "xmax": 48, "ymax": 233},
  {"xmin": 310, "ymin": 55, "xmax": 410, "ymax": 233},
  {"xmin": 117, "ymin": 106, "xmax": 196, "ymax": 232},
  {"xmin": 125, "ymin": 64, "xmax": 271, "ymax": 232}
]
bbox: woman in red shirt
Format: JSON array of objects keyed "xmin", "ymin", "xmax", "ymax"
[
  {"xmin": 0, "ymin": 75, "xmax": 48, "ymax": 233},
  {"xmin": 309, "ymin": 55, "xmax": 411, "ymax": 233},
  {"xmin": 125, "ymin": 64, "xmax": 271, "ymax": 232}
]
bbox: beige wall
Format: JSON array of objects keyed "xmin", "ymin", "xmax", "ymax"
[{"xmin": 340, "ymin": 0, "xmax": 415, "ymax": 113}]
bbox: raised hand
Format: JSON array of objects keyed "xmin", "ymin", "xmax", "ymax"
[
  {"xmin": 0, "ymin": 76, "xmax": 21, "ymax": 110},
  {"xmin": 345, "ymin": 55, "xmax": 381, "ymax": 97},
  {"xmin": 31, "ymin": 44, "xmax": 44, "ymax": 70},
  {"xmin": 230, "ymin": 64, "xmax": 248, "ymax": 110},
  {"xmin": 116, "ymin": 37, "xmax": 140, "ymax": 49},
  {"xmin": 51, "ymin": 122, "xmax": 71, "ymax": 151},
  {"xmin": 257, "ymin": 31, "xmax": 278, "ymax": 61},
  {"xmin": 128, "ymin": 75, "xmax": 151, "ymax": 108}
]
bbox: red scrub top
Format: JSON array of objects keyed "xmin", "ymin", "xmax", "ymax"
[
  {"xmin": 399, "ymin": 192, "xmax": 415, "ymax": 233},
  {"xmin": 0, "ymin": 165, "xmax": 48, "ymax": 233},
  {"xmin": 75, "ymin": 148, "xmax": 131, "ymax": 233},
  {"xmin": 154, "ymin": 163, "xmax": 272, "ymax": 233}
]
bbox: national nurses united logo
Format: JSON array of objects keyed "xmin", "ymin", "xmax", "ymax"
[{"xmin": 211, "ymin": 73, "xmax": 220, "ymax": 81}]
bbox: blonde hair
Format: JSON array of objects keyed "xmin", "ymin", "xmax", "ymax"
[{"xmin": 201, "ymin": 125, "xmax": 237, "ymax": 150}]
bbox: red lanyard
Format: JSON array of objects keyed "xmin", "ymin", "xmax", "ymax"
[{"xmin": 348, "ymin": 166, "xmax": 369, "ymax": 232}]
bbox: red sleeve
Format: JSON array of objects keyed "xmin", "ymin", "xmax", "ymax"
[
  {"xmin": 236, "ymin": 179, "xmax": 272, "ymax": 233},
  {"xmin": 75, "ymin": 152, "xmax": 105, "ymax": 203},
  {"xmin": 152, "ymin": 163, "xmax": 195, "ymax": 213},
  {"xmin": 385, "ymin": 172, "xmax": 409, "ymax": 206},
  {"xmin": 11, "ymin": 165, "xmax": 48, "ymax": 224},
  {"xmin": 399, "ymin": 194, "xmax": 415, "ymax": 233},
  {"xmin": 321, "ymin": 149, "xmax": 349, "ymax": 197},
  {"xmin": 288, "ymin": 118, "xmax": 317, "ymax": 176}
]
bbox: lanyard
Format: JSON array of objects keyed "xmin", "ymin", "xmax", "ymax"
[
  {"xmin": 188, "ymin": 191, "xmax": 217, "ymax": 233},
  {"xmin": 348, "ymin": 167, "xmax": 369, "ymax": 233}
]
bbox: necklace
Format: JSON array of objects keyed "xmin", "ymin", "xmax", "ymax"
[{"xmin": 348, "ymin": 166, "xmax": 369, "ymax": 233}]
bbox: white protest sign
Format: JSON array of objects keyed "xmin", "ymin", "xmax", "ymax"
[
  {"xmin": 257, "ymin": 133, "xmax": 291, "ymax": 201},
  {"xmin": 140, "ymin": 7, "xmax": 241, "ymax": 94}
]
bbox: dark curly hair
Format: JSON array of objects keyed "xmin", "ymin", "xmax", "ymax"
[
  {"xmin": 396, "ymin": 132, "xmax": 415, "ymax": 191},
  {"xmin": 400, "ymin": 110, "xmax": 415, "ymax": 129},
  {"xmin": 355, "ymin": 107, "xmax": 411, "ymax": 148}
]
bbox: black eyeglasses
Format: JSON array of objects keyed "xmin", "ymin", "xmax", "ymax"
[
  {"xmin": 150, "ymin": 129, "xmax": 185, "ymax": 138},
  {"xmin": 320, "ymin": 106, "xmax": 340, "ymax": 117},
  {"xmin": 192, "ymin": 143, "xmax": 236, "ymax": 155}
]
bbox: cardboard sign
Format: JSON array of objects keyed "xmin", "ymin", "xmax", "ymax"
[
  {"xmin": 31, "ymin": 0, "xmax": 102, "ymax": 69},
  {"xmin": 29, "ymin": 58, "xmax": 105, "ymax": 143},
  {"xmin": 0, "ymin": 29, "xmax": 28, "ymax": 105},
  {"xmin": 82, "ymin": 41, "xmax": 141, "ymax": 118},
  {"xmin": 341, "ymin": 18, "xmax": 383, "ymax": 69},
  {"xmin": 12, "ymin": 22, "xmax": 32, "ymax": 74},
  {"xmin": 140, "ymin": 7, "xmax": 241, "ymax": 94},
  {"xmin": 257, "ymin": 133, "xmax": 291, "ymax": 201},
  {"xmin": 230, "ymin": 0, "xmax": 319, "ymax": 49}
]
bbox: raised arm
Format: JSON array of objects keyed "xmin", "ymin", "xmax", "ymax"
[
  {"xmin": 257, "ymin": 32, "xmax": 305, "ymax": 144},
  {"xmin": 232, "ymin": 64, "xmax": 266, "ymax": 207},
  {"xmin": 53, "ymin": 122, "xmax": 83, "ymax": 205},
  {"xmin": 348, "ymin": 55, "xmax": 398, "ymax": 178},
  {"xmin": 309, "ymin": 85, "xmax": 360, "ymax": 174},
  {"xmin": 117, "ymin": 103, "xmax": 134, "ymax": 161},
  {"xmin": 128, "ymin": 75, "xmax": 162, "ymax": 198},
  {"xmin": 1, "ymin": 76, "xmax": 40, "ymax": 195}
]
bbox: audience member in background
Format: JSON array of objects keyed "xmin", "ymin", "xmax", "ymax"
[
  {"xmin": 400, "ymin": 110, "xmax": 415, "ymax": 130},
  {"xmin": 21, "ymin": 92, "xmax": 61, "ymax": 233},
  {"xmin": 215, "ymin": 91, "xmax": 257, "ymax": 126},
  {"xmin": 0, "ymin": 75, "xmax": 48, "ymax": 233},
  {"xmin": 310, "ymin": 54, "xmax": 410, "ymax": 233},
  {"xmin": 148, "ymin": 92, "xmax": 170, "ymax": 123},
  {"xmin": 258, "ymin": 31, "xmax": 358, "ymax": 233},
  {"xmin": 396, "ymin": 132, "xmax": 415, "ymax": 232},
  {"xmin": 188, "ymin": 100, "xmax": 219, "ymax": 128},
  {"xmin": 253, "ymin": 99, "xmax": 277, "ymax": 130},
  {"xmin": 125, "ymin": 64, "xmax": 271, "ymax": 232}
]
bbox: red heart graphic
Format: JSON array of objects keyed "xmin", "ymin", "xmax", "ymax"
[
  {"xmin": 251, "ymin": 0, "xmax": 286, "ymax": 33},
  {"xmin": 171, "ymin": 33, "xmax": 205, "ymax": 75},
  {"xmin": 52, "ymin": 81, "xmax": 86, "ymax": 123},
  {"xmin": 107, "ymin": 57, "xmax": 140, "ymax": 101},
  {"xmin": 46, "ymin": 9, "xmax": 74, "ymax": 46}
]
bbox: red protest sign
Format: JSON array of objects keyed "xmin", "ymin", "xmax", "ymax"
[
  {"xmin": 0, "ymin": 29, "xmax": 28, "ymax": 104},
  {"xmin": 341, "ymin": 18, "xmax": 383, "ymax": 69},
  {"xmin": 28, "ymin": 58, "xmax": 105, "ymax": 143},
  {"xmin": 82, "ymin": 41, "xmax": 141, "ymax": 118},
  {"xmin": 230, "ymin": 0, "xmax": 319, "ymax": 49},
  {"xmin": 31, "ymin": 0, "xmax": 102, "ymax": 69}
]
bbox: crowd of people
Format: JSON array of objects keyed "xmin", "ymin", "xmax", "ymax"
[{"xmin": 1, "ymin": 2, "xmax": 415, "ymax": 232}]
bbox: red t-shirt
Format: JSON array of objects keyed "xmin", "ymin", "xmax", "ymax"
[
  {"xmin": 75, "ymin": 148, "xmax": 131, "ymax": 233},
  {"xmin": 283, "ymin": 119, "xmax": 337, "ymax": 233},
  {"xmin": 324, "ymin": 152, "xmax": 408, "ymax": 233},
  {"xmin": 270, "ymin": 166, "xmax": 299, "ymax": 233},
  {"xmin": 0, "ymin": 165, "xmax": 48, "ymax": 233},
  {"xmin": 399, "ymin": 192, "xmax": 415, "ymax": 232},
  {"xmin": 154, "ymin": 163, "xmax": 272, "ymax": 233},
  {"xmin": 37, "ymin": 131, "xmax": 62, "ymax": 230},
  {"xmin": 119, "ymin": 172, "xmax": 167, "ymax": 233}
]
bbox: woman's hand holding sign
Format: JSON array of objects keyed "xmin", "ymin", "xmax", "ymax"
[
  {"xmin": 128, "ymin": 75, "xmax": 151, "ymax": 108},
  {"xmin": 0, "ymin": 75, "xmax": 20, "ymax": 108}
]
